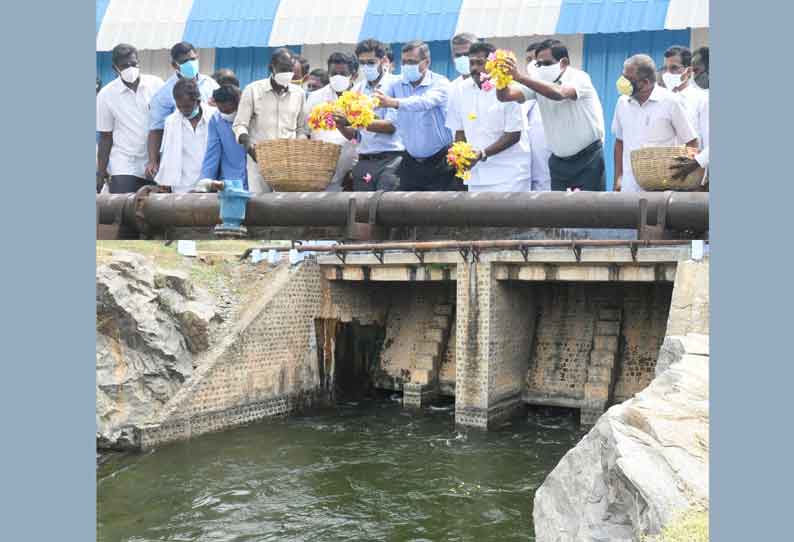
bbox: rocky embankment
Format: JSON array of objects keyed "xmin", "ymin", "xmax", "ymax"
[
  {"xmin": 533, "ymin": 333, "xmax": 709, "ymax": 542},
  {"xmin": 96, "ymin": 252, "xmax": 220, "ymax": 449}
]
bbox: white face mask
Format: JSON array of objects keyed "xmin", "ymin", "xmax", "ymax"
[
  {"xmin": 118, "ymin": 66, "xmax": 140, "ymax": 84},
  {"xmin": 273, "ymin": 71, "xmax": 293, "ymax": 88},
  {"xmin": 526, "ymin": 62, "xmax": 537, "ymax": 77},
  {"xmin": 219, "ymin": 111, "xmax": 236, "ymax": 122},
  {"xmin": 663, "ymin": 72, "xmax": 683, "ymax": 91},
  {"xmin": 329, "ymin": 74, "xmax": 351, "ymax": 93},
  {"xmin": 535, "ymin": 62, "xmax": 562, "ymax": 83}
]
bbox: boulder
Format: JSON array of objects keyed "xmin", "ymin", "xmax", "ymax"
[
  {"xmin": 96, "ymin": 252, "xmax": 218, "ymax": 449},
  {"xmin": 533, "ymin": 336, "xmax": 709, "ymax": 542}
]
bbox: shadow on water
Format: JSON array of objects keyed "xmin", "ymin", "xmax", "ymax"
[{"xmin": 97, "ymin": 399, "xmax": 584, "ymax": 542}]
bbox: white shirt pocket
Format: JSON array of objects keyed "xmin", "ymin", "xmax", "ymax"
[{"xmin": 645, "ymin": 113, "xmax": 676, "ymax": 146}]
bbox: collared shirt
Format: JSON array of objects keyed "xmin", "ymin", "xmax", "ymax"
[
  {"xmin": 233, "ymin": 77, "xmax": 309, "ymax": 143},
  {"xmin": 695, "ymin": 93, "xmax": 709, "ymax": 179},
  {"xmin": 673, "ymin": 84, "xmax": 708, "ymax": 148},
  {"xmin": 156, "ymin": 105, "xmax": 217, "ymax": 192},
  {"xmin": 148, "ymin": 73, "xmax": 219, "ymax": 131},
  {"xmin": 201, "ymin": 111, "xmax": 249, "ymax": 190},
  {"xmin": 97, "ymin": 74, "xmax": 165, "ymax": 177},
  {"xmin": 388, "ymin": 70, "xmax": 453, "ymax": 158},
  {"xmin": 353, "ymin": 73, "xmax": 404, "ymax": 155},
  {"xmin": 524, "ymin": 99, "xmax": 551, "ymax": 190},
  {"xmin": 612, "ymin": 84, "xmax": 698, "ymax": 192},
  {"xmin": 516, "ymin": 66, "xmax": 605, "ymax": 158},
  {"xmin": 446, "ymin": 78, "xmax": 530, "ymax": 187}
]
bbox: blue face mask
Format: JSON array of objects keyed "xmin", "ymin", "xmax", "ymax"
[
  {"xmin": 179, "ymin": 59, "xmax": 199, "ymax": 79},
  {"xmin": 402, "ymin": 64, "xmax": 423, "ymax": 83},
  {"xmin": 184, "ymin": 105, "xmax": 200, "ymax": 119},
  {"xmin": 454, "ymin": 56, "xmax": 470, "ymax": 76},
  {"xmin": 363, "ymin": 64, "xmax": 381, "ymax": 82}
]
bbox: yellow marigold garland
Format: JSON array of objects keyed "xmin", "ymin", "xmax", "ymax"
[
  {"xmin": 446, "ymin": 141, "xmax": 478, "ymax": 181},
  {"xmin": 307, "ymin": 92, "xmax": 380, "ymax": 131},
  {"xmin": 484, "ymin": 49, "xmax": 517, "ymax": 90},
  {"xmin": 307, "ymin": 102, "xmax": 340, "ymax": 131}
]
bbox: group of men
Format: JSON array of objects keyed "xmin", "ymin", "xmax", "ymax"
[{"xmin": 96, "ymin": 35, "xmax": 709, "ymax": 195}]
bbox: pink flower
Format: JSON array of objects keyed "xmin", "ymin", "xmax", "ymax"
[
  {"xmin": 487, "ymin": 52, "xmax": 497, "ymax": 61},
  {"xmin": 479, "ymin": 72, "xmax": 490, "ymax": 82},
  {"xmin": 363, "ymin": 173, "xmax": 372, "ymax": 183},
  {"xmin": 481, "ymin": 79, "xmax": 494, "ymax": 92},
  {"xmin": 350, "ymin": 137, "xmax": 358, "ymax": 144}
]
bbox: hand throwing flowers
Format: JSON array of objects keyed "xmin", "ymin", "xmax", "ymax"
[
  {"xmin": 446, "ymin": 141, "xmax": 479, "ymax": 181},
  {"xmin": 308, "ymin": 102, "xmax": 340, "ymax": 130},
  {"xmin": 484, "ymin": 49, "xmax": 517, "ymax": 90}
]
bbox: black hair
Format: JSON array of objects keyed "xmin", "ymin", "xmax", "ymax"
[
  {"xmin": 270, "ymin": 48, "xmax": 294, "ymax": 70},
  {"xmin": 536, "ymin": 39, "xmax": 569, "ymax": 62},
  {"xmin": 468, "ymin": 42, "xmax": 496, "ymax": 58},
  {"xmin": 355, "ymin": 38, "xmax": 387, "ymax": 59},
  {"xmin": 525, "ymin": 41, "xmax": 544, "ymax": 54},
  {"xmin": 327, "ymin": 52, "xmax": 358, "ymax": 74},
  {"xmin": 385, "ymin": 49, "xmax": 394, "ymax": 63},
  {"xmin": 451, "ymin": 33, "xmax": 478, "ymax": 46},
  {"xmin": 170, "ymin": 41, "xmax": 196, "ymax": 62},
  {"xmin": 96, "ymin": 77, "xmax": 101, "ymax": 92},
  {"xmin": 402, "ymin": 40, "xmax": 430, "ymax": 61},
  {"xmin": 212, "ymin": 68, "xmax": 239, "ymax": 88},
  {"xmin": 173, "ymin": 77, "xmax": 200, "ymax": 101},
  {"xmin": 308, "ymin": 68, "xmax": 329, "ymax": 86},
  {"xmin": 693, "ymin": 46, "xmax": 709, "ymax": 71},
  {"xmin": 212, "ymin": 84, "xmax": 241, "ymax": 104},
  {"xmin": 664, "ymin": 45, "xmax": 692, "ymax": 67},
  {"xmin": 112, "ymin": 43, "xmax": 137, "ymax": 66},
  {"xmin": 294, "ymin": 55, "xmax": 310, "ymax": 77}
]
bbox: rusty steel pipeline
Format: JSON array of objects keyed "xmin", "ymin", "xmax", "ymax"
[{"xmin": 96, "ymin": 191, "xmax": 709, "ymax": 233}]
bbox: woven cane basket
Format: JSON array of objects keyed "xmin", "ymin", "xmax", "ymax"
[
  {"xmin": 630, "ymin": 145, "xmax": 705, "ymax": 191},
  {"xmin": 255, "ymin": 139, "xmax": 341, "ymax": 192}
]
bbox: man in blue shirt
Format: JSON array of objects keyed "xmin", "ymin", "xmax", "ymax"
[
  {"xmin": 334, "ymin": 39, "xmax": 403, "ymax": 191},
  {"xmin": 200, "ymin": 85, "xmax": 249, "ymax": 190},
  {"xmin": 374, "ymin": 40, "xmax": 459, "ymax": 191},
  {"xmin": 145, "ymin": 41, "xmax": 219, "ymax": 180}
]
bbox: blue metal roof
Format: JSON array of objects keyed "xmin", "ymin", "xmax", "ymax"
[
  {"xmin": 557, "ymin": 0, "xmax": 670, "ymax": 35},
  {"xmin": 96, "ymin": 0, "xmax": 111, "ymax": 35},
  {"xmin": 359, "ymin": 0, "xmax": 463, "ymax": 43},
  {"xmin": 183, "ymin": 0, "xmax": 281, "ymax": 48}
]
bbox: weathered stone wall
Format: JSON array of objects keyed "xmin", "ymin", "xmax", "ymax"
[
  {"xmin": 666, "ymin": 259, "xmax": 709, "ymax": 337},
  {"xmin": 140, "ymin": 262, "xmax": 326, "ymax": 448},
  {"xmin": 525, "ymin": 283, "xmax": 672, "ymax": 405}
]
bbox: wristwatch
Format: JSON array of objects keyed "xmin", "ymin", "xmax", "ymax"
[{"xmin": 480, "ymin": 149, "xmax": 488, "ymax": 162}]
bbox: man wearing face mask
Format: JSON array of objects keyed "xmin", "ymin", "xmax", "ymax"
[
  {"xmin": 523, "ymin": 41, "xmax": 551, "ymax": 192},
  {"xmin": 199, "ymin": 85, "xmax": 248, "ymax": 191},
  {"xmin": 155, "ymin": 78, "xmax": 218, "ymax": 193},
  {"xmin": 661, "ymin": 46, "xmax": 707, "ymax": 147},
  {"xmin": 671, "ymin": 46, "xmax": 709, "ymax": 186},
  {"xmin": 374, "ymin": 41, "xmax": 457, "ymax": 191},
  {"xmin": 447, "ymin": 33, "xmax": 479, "ymax": 111},
  {"xmin": 496, "ymin": 39, "xmax": 606, "ymax": 192},
  {"xmin": 304, "ymin": 52, "xmax": 360, "ymax": 192},
  {"xmin": 146, "ymin": 42, "xmax": 219, "ymax": 181},
  {"xmin": 305, "ymin": 69, "xmax": 329, "ymax": 94},
  {"xmin": 446, "ymin": 42, "xmax": 531, "ymax": 192},
  {"xmin": 233, "ymin": 48, "xmax": 310, "ymax": 193},
  {"xmin": 334, "ymin": 39, "xmax": 403, "ymax": 191},
  {"xmin": 97, "ymin": 43, "xmax": 164, "ymax": 194},
  {"xmin": 612, "ymin": 54, "xmax": 698, "ymax": 193}
]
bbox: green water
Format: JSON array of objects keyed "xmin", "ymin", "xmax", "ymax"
[{"xmin": 97, "ymin": 400, "xmax": 583, "ymax": 542}]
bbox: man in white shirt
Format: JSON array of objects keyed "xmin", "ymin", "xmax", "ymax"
[
  {"xmin": 446, "ymin": 42, "xmax": 531, "ymax": 192},
  {"xmin": 496, "ymin": 39, "xmax": 606, "ymax": 191},
  {"xmin": 96, "ymin": 43, "xmax": 164, "ymax": 193},
  {"xmin": 155, "ymin": 78, "xmax": 217, "ymax": 193},
  {"xmin": 612, "ymin": 54, "xmax": 699, "ymax": 192},
  {"xmin": 304, "ymin": 52, "xmax": 360, "ymax": 191},
  {"xmin": 447, "ymin": 33, "xmax": 479, "ymax": 108},
  {"xmin": 661, "ymin": 46, "xmax": 708, "ymax": 147},
  {"xmin": 233, "ymin": 48, "xmax": 310, "ymax": 193},
  {"xmin": 523, "ymin": 41, "xmax": 551, "ymax": 191},
  {"xmin": 671, "ymin": 46, "xmax": 709, "ymax": 185}
]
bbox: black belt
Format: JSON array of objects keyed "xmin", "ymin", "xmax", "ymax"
[
  {"xmin": 553, "ymin": 139, "xmax": 603, "ymax": 162},
  {"xmin": 411, "ymin": 146, "xmax": 449, "ymax": 163},
  {"xmin": 359, "ymin": 151, "xmax": 403, "ymax": 161}
]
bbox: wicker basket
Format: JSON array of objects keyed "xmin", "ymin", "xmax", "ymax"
[
  {"xmin": 255, "ymin": 139, "xmax": 341, "ymax": 192},
  {"xmin": 630, "ymin": 146, "xmax": 705, "ymax": 191}
]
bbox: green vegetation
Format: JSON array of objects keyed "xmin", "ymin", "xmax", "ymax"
[{"xmin": 644, "ymin": 508, "xmax": 709, "ymax": 542}]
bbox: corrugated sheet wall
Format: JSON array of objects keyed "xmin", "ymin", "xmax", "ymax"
[{"xmin": 584, "ymin": 28, "xmax": 690, "ymax": 189}]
